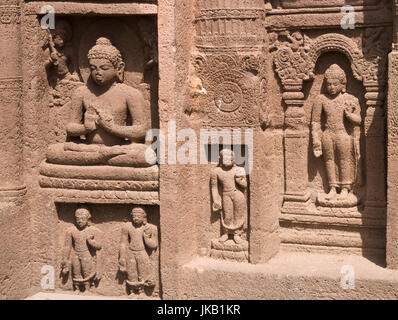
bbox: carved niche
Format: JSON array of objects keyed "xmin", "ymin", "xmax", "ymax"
[
  {"xmin": 270, "ymin": 30, "xmax": 391, "ymax": 209},
  {"xmin": 39, "ymin": 18, "xmax": 159, "ymax": 205}
]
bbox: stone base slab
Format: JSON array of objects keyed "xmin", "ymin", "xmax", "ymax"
[
  {"xmin": 210, "ymin": 239, "xmax": 249, "ymax": 262},
  {"xmin": 180, "ymin": 251, "xmax": 398, "ymax": 300}
]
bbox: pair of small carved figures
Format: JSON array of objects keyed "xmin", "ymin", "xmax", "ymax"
[{"xmin": 61, "ymin": 205, "xmax": 158, "ymax": 297}]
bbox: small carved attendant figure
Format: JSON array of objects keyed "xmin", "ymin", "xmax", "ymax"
[
  {"xmin": 311, "ymin": 64, "xmax": 362, "ymax": 206},
  {"xmin": 46, "ymin": 37, "xmax": 156, "ymax": 167},
  {"xmin": 211, "ymin": 149, "xmax": 248, "ymax": 244},
  {"xmin": 61, "ymin": 205, "xmax": 103, "ymax": 293},
  {"xmin": 119, "ymin": 206, "xmax": 158, "ymax": 297},
  {"xmin": 44, "ymin": 19, "xmax": 78, "ymax": 83},
  {"xmin": 44, "ymin": 19, "xmax": 81, "ymax": 108}
]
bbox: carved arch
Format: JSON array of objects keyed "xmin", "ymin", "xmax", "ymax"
[
  {"xmin": 271, "ymin": 31, "xmax": 387, "ymax": 86},
  {"xmin": 307, "ymin": 33, "xmax": 363, "ymax": 82}
]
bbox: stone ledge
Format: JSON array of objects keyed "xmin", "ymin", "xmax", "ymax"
[
  {"xmin": 24, "ymin": 1, "xmax": 157, "ymax": 16},
  {"xmin": 179, "ymin": 252, "xmax": 398, "ymax": 300}
]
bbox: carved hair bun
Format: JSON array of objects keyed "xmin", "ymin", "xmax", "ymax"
[
  {"xmin": 87, "ymin": 37, "xmax": 124, "ymax": 69},
  {"xmin": 96, "ymin": 37, "xmax": 112, "ymax": 46}
]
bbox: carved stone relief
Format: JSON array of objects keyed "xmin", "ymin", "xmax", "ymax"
[
  {"xmin": 119, "ymin": 206, "xmax": 158, "ymax": 298},
  {"xmin": 39, "ymin": 33, "xmax": 159, "ymax": 204},
  {"xmin": 61, "ymin": 205, "xmax": 103, "ymax": 293},
  {"xmin": 210, "ymin": 149, "xmax": 249, "ymax": 262}
]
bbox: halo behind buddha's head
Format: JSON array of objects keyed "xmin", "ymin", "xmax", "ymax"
[{"xmin": 87, "ymin": 37, "xmax": 125, "ymax": 82}]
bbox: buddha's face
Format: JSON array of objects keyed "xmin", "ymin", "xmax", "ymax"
[
  {"xmin": 131, "ymin": 210, "xmax": 146, "ymax": 226},
  {"xmin": 325, "ymin": 77, "xmax": 345, "ymax": 96},
  {"xmin": 89, "ymin": 58, "xmax": 118, "ymax": 86},
  {"xmin": 221, "ymin": 150, "xmax": 234, "ymax": 168},
  {"xmin": 75, "ymin": 210, "xmax": 90, "ymax": 229}
]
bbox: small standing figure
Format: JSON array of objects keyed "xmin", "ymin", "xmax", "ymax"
[
  {"xmin": 210, "ymin": 149, "xmax": 248, "ymax": 261},
  {"xmin": 119, "ymin": 206, "xmax": 158, "ymax": 297},
  {"xmin": 61, "ymin": 205, "xmax": 103, "ymax": 293},
  {"xmin": 44, "ymin": 19, "xmax": 81, "ymax": 108},
  {"xmin": 311, "ymin": 64, "xmax": 362, "ymax": 206},
  {"xmin": 44, "ymin": 19, "xmax": 78, "ymax": 83}
]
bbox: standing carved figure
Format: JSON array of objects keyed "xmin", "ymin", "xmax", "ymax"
[
  {"xmin": 119, "ymin": 206, "xmax": 158, "ymax": 297},
  {"xmin": 211, "ymin": 149, "xmax": 248, "ymax": 244},
  {"xmin": 61, "ymin": 205, "xmax": 103, "ymax": 293},
  {"xmin": 44, "ymin": 19, "xmax": 78, "ymax": 83},
  {"xmin": 44, "ymin": 19, "xmax": 81, "ymax": 108},
  {"xmin": 311, "ymin": 64, "xmax": 362, "ymax": 205}
]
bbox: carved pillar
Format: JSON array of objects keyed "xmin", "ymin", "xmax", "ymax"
[
  {"xmin": 270, "ymin": 32, "xmax": 314, "ymax": 215},
  {"xmin": 387, "ymin": 2, "xmax": 398, "ymax": 268},
  {"xmin": 0, "ymin": 0, "xmax": 29, "ymax": 298},
  {"xmin": 364, "ymin": 83, "xmax": 386, "ymax": 215},
  {"xmin": 281, "ymin": 81, "xmax": 311, "ymax": 214},
  {"xmin": 194, "ymin": 0, "xmax": 279, "ymax": 263}
]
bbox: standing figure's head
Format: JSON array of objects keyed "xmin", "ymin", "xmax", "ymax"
[
  {"xmin": 131, "ymin": 206, "xmax": 147, "ymax": 226},
  {"xmin": 220, "ymin": 149, "xmax": 235, "ymax": 169},
  {"xmin": 324, "ymin": 64, "xmax": 347, "ymax": 96},
  {"xmin": 75, "ymin": 205, "xmax": 91, "ymax": 229},
  {"xmin": 87, "ymin": 37, "xmax": 125, "ymax": 86},
  {"xmin": 50, "ymin": 19, "xmax": 73, "ymax": 49}
]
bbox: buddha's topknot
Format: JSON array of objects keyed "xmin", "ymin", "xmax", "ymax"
[{"xmin": 87, "ymin": 37, "xmax": 123, "ymax": 68}]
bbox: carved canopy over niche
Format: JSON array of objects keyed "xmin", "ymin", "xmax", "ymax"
[{"xmin": 270, "ymin": 30, "xmax": 391, "ymax": 87}]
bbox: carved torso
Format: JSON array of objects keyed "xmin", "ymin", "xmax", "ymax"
[
  {"xmin": 81, "ymin": 83, "xmax": 131, "ymax": 145},
  {"xmin": 214, "ymin": 166, "xmax": 240, "ymax": 194},
  {"xmin": 320, "ymin": 93, "xmax": 358, "ymax": 134},
  {"xmin": 70, "ymin": 226, "xmax": 96, "ymax": 256},
  {"xmin": 125, "ymin": 223, "xmax": 146, "ymax": 251}
]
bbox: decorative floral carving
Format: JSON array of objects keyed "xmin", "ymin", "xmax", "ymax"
[
  {"xmin": 193, "ymin": 54, "xmax": 261, "ymax": 126},
  {"xmin": 0, "ymin": 6, "xmax": 20, "ymax": 25},
  {"xmin": 269, "ymin": 31, "xmax": 314, "ymax": 83},
  {"xmin": 271, "ymin": 30, "xmax": 391, "ymax": 87}
]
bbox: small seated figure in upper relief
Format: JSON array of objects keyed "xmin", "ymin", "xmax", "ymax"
[
  {"xmin": 211, "ymin": 149, "xmax": 248, "ymax": 244},
  {"xmin": 61, "ymin": 205, "xmax": 103, "ymax": 293},
  {"xmin": 46, "ymin": 37, "xmax": 156, "ymax": 167},
  {"xmin": 119, "ymin": 206, "xmax": 158, "ymax": 297},
  {"xmin": 311, "ymin": 64, "xmax": 362, "ymax": 206}
]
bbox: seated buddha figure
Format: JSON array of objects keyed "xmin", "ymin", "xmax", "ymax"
[{"xmin": 46, "ymin": 37, "xmax": 156, "ymax": 167}]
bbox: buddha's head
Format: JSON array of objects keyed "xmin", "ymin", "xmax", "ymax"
[
  {"xmin": 220, "ymin": 149, "xmax": 234, "ymax": 169},
  {"xmin": 324, "ymin": 64, "xmax": 346, "ymax": 97},
  {"xmin": 75, "ymin": 205, "xmax": 91, "ymax": 229},
  {"xmin": 131, "ymin": 206, "xmax": 147, "ymax": 226},
  {"xmin": 87, "ymin": 37, "xmax": 125, "ymax": 86}
]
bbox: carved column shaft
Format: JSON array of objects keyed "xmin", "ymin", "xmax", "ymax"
[
  {"xmin": 0, "ymin": 0, "xmax": 30, "ymax": 299},
  {"xmin": 281, "ymin": 81, "xmax": 311, "ymax": 213},
  {"xmin": 0, "ymin": 0, "xmax": 24, "ymax": 196},
  {"xmin": 364, "ymin": 84, "xmax": 386, "ymax": 212},
  {"xmin": 387, "ymin": 50, "xmax": 398, "ymax": 269}
]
